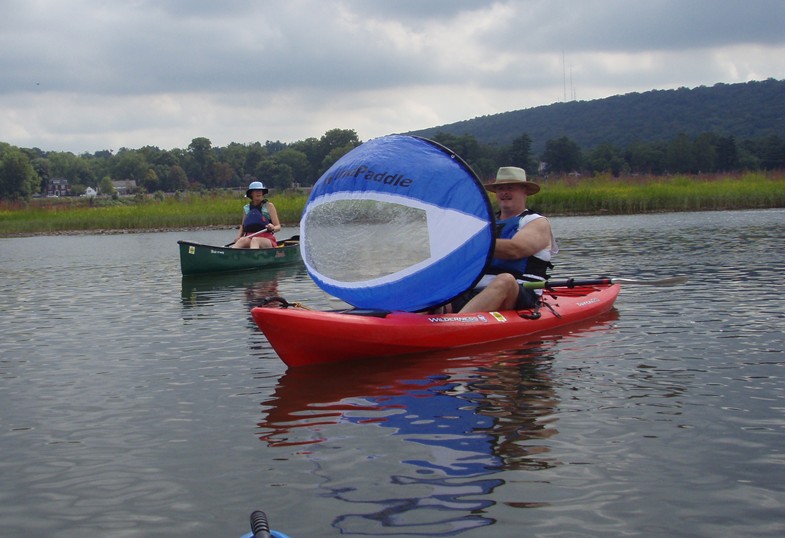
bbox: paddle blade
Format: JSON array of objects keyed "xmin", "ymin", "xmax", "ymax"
[
  {"xmin": 301, "ymin": 135, "xmax": 494, "ymax": 311},
  {"xmin": 522, "ymin": 276, "xmax": 689, "ymax": 290},
  {"xmin": 612, "ymin": 276, "xmax": 689, "ymax": 286}
]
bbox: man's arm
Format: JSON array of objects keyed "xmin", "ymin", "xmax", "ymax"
[{"xmin": 493, "ymin": 217, "xmax": 552, "ymax": 260}]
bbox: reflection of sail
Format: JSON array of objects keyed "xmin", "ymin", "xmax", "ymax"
[
  {"xmin": 256, "ymin": 339, "xmax": 568, "ymax": 466},
  {"xmin": 301, "ymin": 135, "xmax": 495, "ymax": 311},
  {"xmin": 254, "ymin": 312, "xmax": 618, "ymax": 534}
]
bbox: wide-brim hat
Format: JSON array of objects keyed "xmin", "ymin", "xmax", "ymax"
[
  {"xmin": 485, "ymin": 166, "xmax": 540, "ymax": 195},
  {"xmin": 245, "ymin": 180, "xmax": 269, "ymax": 198}
]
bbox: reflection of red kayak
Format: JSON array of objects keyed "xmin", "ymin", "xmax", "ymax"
[
  {"xmin": 251, "ymin": 284, "xmax": 620, "ymax": 367},
  {"xmin": 257, "ymin": 310, "xmax": 619, "ymax": 447}
]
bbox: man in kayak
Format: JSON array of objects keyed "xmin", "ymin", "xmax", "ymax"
[
  {"xmin": 233, "ymin": 181, "xmax": 282, "ymax": 248},
  {"xmin": 451, "ymin": 166, "xmax": 558, "ymax": 313}
]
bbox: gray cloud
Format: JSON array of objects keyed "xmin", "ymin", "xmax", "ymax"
[{"xmin": 1, "ymin": 0, "xmax": 783, "ymax": 153}]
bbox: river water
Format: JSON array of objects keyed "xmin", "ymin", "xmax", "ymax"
[{"xmin": 1, "ymin": 209, "xmax": 784, "ymax": 538}]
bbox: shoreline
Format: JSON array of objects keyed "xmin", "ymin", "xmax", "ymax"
[
  {"xmin": 4, "ymin": 173, "xmax": 783, "ymax": 238},
  {"xmin": 6, "ymin": 206, "xmax": 784, "ymax": 239},
  {"xmin": 1, "ymin": 225, "xmax": 236, "ymax": 239}
]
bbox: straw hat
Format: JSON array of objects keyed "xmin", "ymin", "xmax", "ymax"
[{"xmin": 485, "ymin": 167, "xmax": 540, "ymax": 195}]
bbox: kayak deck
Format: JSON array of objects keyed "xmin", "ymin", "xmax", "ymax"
[{"xmin": 251, "ymin": 284, "xmax": 620, "ymax": 367}]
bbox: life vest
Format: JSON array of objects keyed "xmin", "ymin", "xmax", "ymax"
[
  {"xmin": 487, "ymin": 210, "xmax": 556, "ymax": 281},
  {"xmin": 242, "ymin": 201, "xmax": 271, "ymax": 235}
]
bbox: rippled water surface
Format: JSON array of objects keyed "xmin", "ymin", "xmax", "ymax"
[{"xmin": 2, "ymin": 211, "xmax": 784, "ymax": 537}]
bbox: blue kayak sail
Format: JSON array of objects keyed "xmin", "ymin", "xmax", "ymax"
[{"xmin": 301, "ymin": 135, "xmax": 494, "ymax": 312}]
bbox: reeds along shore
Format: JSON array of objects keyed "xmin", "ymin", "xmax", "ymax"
[{"xmin": 2, "ymin": 172, "xmax": 784, "ymax": 236}]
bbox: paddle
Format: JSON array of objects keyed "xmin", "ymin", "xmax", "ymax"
[
  {"xmin": 523, "ymin": 276, "xmax": 688, "ymax": 289},
  {"xmin": 224, "ymin": 234, "xmax": 300, "ymax": 247}
]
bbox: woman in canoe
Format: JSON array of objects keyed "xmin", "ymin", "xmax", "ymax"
[{"xmin": 232, "ymin": 181, "xmax": 282, "ymax": 249}]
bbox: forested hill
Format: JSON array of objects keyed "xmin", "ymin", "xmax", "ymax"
[{"xmin": 407, "ymin": 78, "xmax": 785, "ymax": 153}]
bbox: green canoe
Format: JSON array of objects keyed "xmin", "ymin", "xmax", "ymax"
[{"xmin": 177, "ymin": 236, "xmax": 301, "ymax": 275}]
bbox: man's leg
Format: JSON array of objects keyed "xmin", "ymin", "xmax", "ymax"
[{"xmin": 458, "ymin": 274, "xmax": 519, "ymax": 313}]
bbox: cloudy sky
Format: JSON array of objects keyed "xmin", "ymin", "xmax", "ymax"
[{"xmin": 2, "ymin": 0, "xmax": 784, "ymax": 154}]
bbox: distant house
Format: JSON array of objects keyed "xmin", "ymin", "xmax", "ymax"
[
  {"xmin": 46, "ymin": 177, "xmax": 70, "ymax": 197},
  {"xmin": 111, "ymin": 180, "xmax": 137, "ymax": 195}
]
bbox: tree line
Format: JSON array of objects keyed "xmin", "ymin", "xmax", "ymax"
[
  {"xmin": 411, "ymin": 79, "xmax": 785, "ymax": 153},
  {"xmin": 415, "ymin": 131, "xmax": 785, "ymax": 179},
  {"xmin": 2, "ymin": 128, "xmax": 785, "ymax": 201},
  {"xmin": 0, "ymin": 128, "xmax": 361, "ymax": 201}
]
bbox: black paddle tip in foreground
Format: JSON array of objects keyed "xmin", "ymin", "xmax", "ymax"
[
  {"xmin": 250, "ymin": 510, "xmax": 272, "ymax": 538},
  {"xmin": 245, "ymin": 510, "xmax": 291, "ymax": 538}
]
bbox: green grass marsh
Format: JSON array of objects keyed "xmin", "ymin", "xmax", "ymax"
[{"xmin": 2, "ymin": 172, "xmax": 784, "ymax": 237}]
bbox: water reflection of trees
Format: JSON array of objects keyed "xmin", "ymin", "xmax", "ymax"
[
  {"xmin": 179, "ymin": 264, "xmax": 307, "ymax": 311},
  {"xmin": 253, "ymin": 315, "xmax": 618, "ymax": 535}
]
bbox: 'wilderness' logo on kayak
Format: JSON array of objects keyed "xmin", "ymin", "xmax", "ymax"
[
  {"xmin": 576, "ymin": 298, "xmax": 600, "ymax": 306},
  {"xmin": 323, "ymin": 164, "xmax": 414, "ymax": 188},
  {"xmin": 427, "ymin": 314, "xmax": 488, "ymax": 323}
]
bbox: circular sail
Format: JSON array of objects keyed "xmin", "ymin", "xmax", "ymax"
[{"xmin": 301, "ymin": 135, "xmax": 494, "ymax": 312}]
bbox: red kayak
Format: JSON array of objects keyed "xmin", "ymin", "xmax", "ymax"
[{"xmin": 251, "ymin": 283, "xmax": 621, "ymax": 368}]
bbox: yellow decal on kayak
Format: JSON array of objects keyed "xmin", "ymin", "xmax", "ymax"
[
  {"xmin": 188, "ymin": 246, "xmax": 195, "ymax": 255},
  {"xmin": 490, "ymin": 312, "xmax": 507, "ymax": 322}
]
